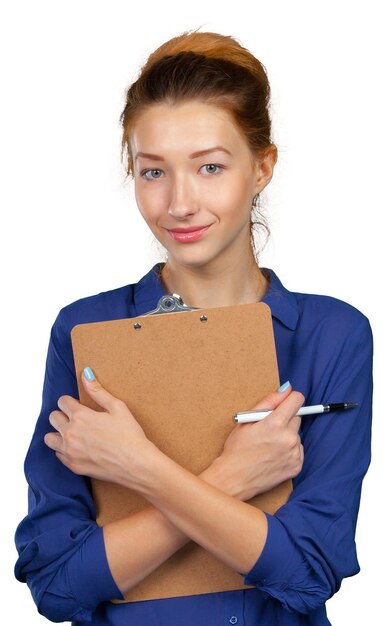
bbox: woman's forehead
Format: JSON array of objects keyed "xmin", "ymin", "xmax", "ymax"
[{"xmin": 130, "ymin": 102, "xmax": 249, "ymax": 158}]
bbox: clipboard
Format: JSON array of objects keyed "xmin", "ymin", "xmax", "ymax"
[{"xmin": 70, "ymin": 295, "xmax": 292, "ymax": 602}]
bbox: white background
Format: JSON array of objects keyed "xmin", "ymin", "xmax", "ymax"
[{"xmin": 1, "ymin": 1, "xmax": 381, "ymax": 624}]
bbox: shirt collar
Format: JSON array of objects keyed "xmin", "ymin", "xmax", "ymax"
[
  {"xmin": 133, "ymin": 263, "xmax": 299, "ymax": 330},
  {"xmin": 132, "ymin": 263, "xmax": 168, "ymax": 317},
  {"xmin": 260, "ymin": 268, "xmax": 299, "ymax": 330}
]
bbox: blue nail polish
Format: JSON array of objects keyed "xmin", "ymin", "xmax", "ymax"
[
  {"xmin": 278, "ymin": 380, "xmax": 290, "ymax": 393},
  {"xmin": 84, "ymin": 367, "xmax": 95, "ymax": 381}
]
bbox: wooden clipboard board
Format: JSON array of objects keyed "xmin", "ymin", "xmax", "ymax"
[{"xmin": 71, "ymin": 296, "xmax": 292, "ymax": 602}]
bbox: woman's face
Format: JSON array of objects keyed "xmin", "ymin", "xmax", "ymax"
[{"xmin": 130, "ymin": 100, "xmax": 275, "ymax": 271}]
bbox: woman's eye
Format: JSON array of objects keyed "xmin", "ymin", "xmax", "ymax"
[
  {"xmin": 200, "ymin": 164, "xmax": 223, "ymax": 175},
  {"xmin": 141, "ymin": 169, "xmax": 163, "ymax": 180},
  {"xmin": 140, "ymin": 164, "xmax": 223, "ymax": 179}
]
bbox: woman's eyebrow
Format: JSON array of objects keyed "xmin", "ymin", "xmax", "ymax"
[{"xmin": 134, "ymin": 146, "xmax": 233, "ymax": 162}]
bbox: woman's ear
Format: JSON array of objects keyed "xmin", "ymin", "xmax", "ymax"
[{"xmin": 252, "ymin": 145, "xmax": 278, "ymax": 194}]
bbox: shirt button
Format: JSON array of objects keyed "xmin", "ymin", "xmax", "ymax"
[{"xmin": 229, "ymin": 618, "xmax": 238, "ymax": 625}]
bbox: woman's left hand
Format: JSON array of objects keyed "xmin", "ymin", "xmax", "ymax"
[{"xmin": 44, "ymin": 368, "xmax": 159, "ymax": 488}]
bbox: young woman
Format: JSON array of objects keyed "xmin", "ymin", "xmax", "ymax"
[{"xmin": 14, "ymin": 30, "xmax": 373, "ymax": 625}]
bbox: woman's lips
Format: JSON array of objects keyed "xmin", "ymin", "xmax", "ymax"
[{"xmin": 167, "ymin": 225, "xmax": 211, "ymax": 243}]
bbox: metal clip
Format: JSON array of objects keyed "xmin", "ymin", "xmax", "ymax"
[{"xmin": 142, "ymin": 294, "xmax": 200, "ymax": 316}]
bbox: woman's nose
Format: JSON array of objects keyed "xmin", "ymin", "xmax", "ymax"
[{"xmin": 167, "ymin": 177, "xmax": 197, "ymax": 219}]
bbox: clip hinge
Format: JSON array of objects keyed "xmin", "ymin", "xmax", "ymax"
[{"xmin": 143, "ymin": 294, "xmax": 200, "ymax": 316}]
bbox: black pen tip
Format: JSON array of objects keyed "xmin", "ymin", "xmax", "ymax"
[{"xmin": 345, "ymin": 403, "xmax": 358, "ymax": 409}]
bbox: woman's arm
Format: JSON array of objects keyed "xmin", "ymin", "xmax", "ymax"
[
  {"xmin": 15, "ymin": 313, "xmax": 122, "ymax": 623},
  {"xmin": 16, "ymin": 309, "xmax": 303, "ymax": 621},
  {"xmin": 102, "ymin": 384, "xmax": 303, "ymax": 593},
  {"xmin": 46, "ymin": 309, "xmax": 373, "ymax": 615},
  {"xmin": 47, "ymin": 367, "xmax": 305, "ymax": 581},
  {"xmin": 94, "ymin": 314, "xmax": 374, "ymax": 613},
  {"xmin": 242, "ymin": 313, "xmax": 374, "ymax": 613},
  {"xmin": 48, "ymin": 374, "xmax": 303, "ymax": 595},
  {"xmin": 132, "ymin": 392, "xmax": 303, "ymax": 575}
]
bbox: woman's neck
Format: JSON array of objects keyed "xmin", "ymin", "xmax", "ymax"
[{"xmin": 158, "ymin": 253, "xmax": 269, "ymax": 309}]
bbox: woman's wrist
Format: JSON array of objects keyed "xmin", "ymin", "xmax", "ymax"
[
  {"xmin": 117, "ymin": 441, "xmax": 171, "ymax": 493},
  {"xmin": 117, "ymin": 443, "xmax": 258, "ymax": 503},
  {"xmin": 199, "ymin": 456, "xmax": 244, "ymax": 499}
]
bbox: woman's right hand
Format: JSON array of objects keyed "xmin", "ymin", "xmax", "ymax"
[{"xmin": 201, "ymin": 384, "xmax": 305, "ymax": 501}]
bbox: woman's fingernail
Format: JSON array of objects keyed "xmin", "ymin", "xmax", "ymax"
[
  {"xmin": 278, "ymin": 380, "xmax": 290, "ymax": 393},
  {"xmin": 84, "ymin": 367, "xmax": 95, "ymax": 381}
]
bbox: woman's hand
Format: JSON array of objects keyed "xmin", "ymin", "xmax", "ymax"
[
  {"xmin": 44, "ymin": 368, "xmax": 159, "ymax": 489},
  {"xmin": 202, "ymin": 384, "xmax": 305, "ymax": 501}
]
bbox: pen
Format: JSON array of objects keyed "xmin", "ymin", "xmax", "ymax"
[{"xmin": 233, "ymin": 402, "xmax": 358, "ymax": 424}]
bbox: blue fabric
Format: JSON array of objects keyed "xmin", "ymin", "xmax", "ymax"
[{"xmin": 14, "ymin": 264, "xmax": 373, "ymax": 625}]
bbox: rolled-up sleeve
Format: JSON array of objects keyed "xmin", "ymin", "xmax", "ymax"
[
  {"xmin": 14, "ymin": 309, "xmax": 123, "ymax": 623},
  {"xmin": 243, "ymin": 314, "xmax": 373, "ymax": 614}
]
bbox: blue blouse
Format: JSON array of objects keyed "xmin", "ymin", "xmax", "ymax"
[{"xmin": 14, "ymin": 264, "xmax": 373, "ymax": 625}]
